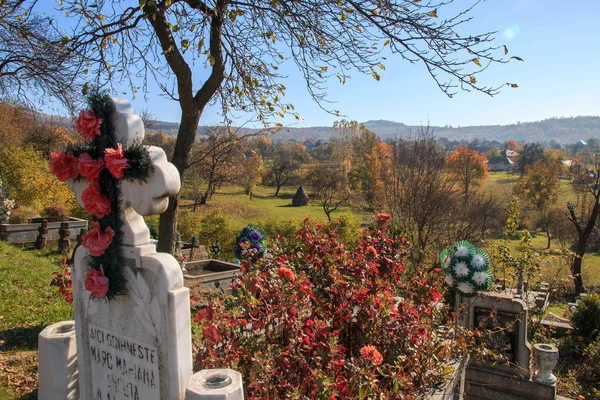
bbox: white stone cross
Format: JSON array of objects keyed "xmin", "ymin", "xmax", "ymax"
[
  {"xmin": 68, "ymin": 98, "xmax": 180, "ymax": 246},
  {"xmin": 64, "ymin": 98, "xmax": 193, "ymax": 400}
]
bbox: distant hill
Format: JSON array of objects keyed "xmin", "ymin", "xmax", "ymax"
[
  {"xmin": 254, "ymin": 116, "xmax": 600, "ymax": 144},
  {"xmin": 48, "ymin": 112, "xmax": 600, "ymax": 144}
]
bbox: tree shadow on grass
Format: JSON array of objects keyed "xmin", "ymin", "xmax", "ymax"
[
  {"xmin": 252, "ymin": 193, "xmax": 295, "ymax": 200},
  {"xmin": 0, "ymin": 326, "xmax": 44, "ymax": 351},
  {"xmin": 496, "ymin": 178, "xmax": 516, "ymax": 184}
]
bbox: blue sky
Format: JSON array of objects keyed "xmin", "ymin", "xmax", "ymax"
[{"xmin": 40, "ymin": 0, "xmax": 600, "ymax": 128}]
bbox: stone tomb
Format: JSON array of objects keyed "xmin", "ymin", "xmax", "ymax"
[
  {"xmin": 465, "ymin": 292, "xmax": 532, "ymax": 377},
  {"xmin": 68, "ymin": 99, "xmax": 192, "ymax": 400}
]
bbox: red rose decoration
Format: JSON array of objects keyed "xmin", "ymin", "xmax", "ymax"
[
  {"xmin": 84, "ymin": 266, "xmax": 109, "ymax": 298},
  {"xmin": 104, "ymin": 143, "xmax": 130, "ymax": 179},
  {"xmin": 49, "ymin": 151, "xmax": 79, "ymax": 182},
  {"xmin": 82, "ymin": 221, "xmax": 114, "ymax": 256},
  {"xmin": 81, "ymin": 181, "xmax": 112, "ymax": 219},
  {"xmin": 78, "ymin": 153, "xmax": 105, "ymax": 182},
  {"xmin": 77, "ymin": 109, "xmax": 102, "ymax": 141}
]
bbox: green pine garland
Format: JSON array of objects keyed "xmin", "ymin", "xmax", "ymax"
[{"xmin": 69, "ymin": 91, "xmax": 153, "ymax": 299}]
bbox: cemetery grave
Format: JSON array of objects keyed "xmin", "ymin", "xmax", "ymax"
[{"xmin": 1, "ymin": 99, "xmax": 597, "ymax": 399}]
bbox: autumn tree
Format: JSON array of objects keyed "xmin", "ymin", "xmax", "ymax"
[
  {"xmin": 306, "ymin": 163, "xmax": 350, "ymax": 222},
  {"xmin": 516, "ymin": 143, "xmax": 544, "ymax": 176},
  {"xmin": 263, "ymin": 144, "xmax": 311, "ymax": 196},
  {"xmin": 488, "ymin": 147, "xmax": 501, "ymax": 159},
  {"xmin": 187, "ymin": 127, "xmax": 241, "ymax": 208},
  {"xmin": 0, "ymin": 1, "xmax": 80, "ymax": 107},
  {"xmin": 24, "ymin": 123, "xmax": 76, "ymax": 159},
  {"xmin": 505, "ymin": 140, "xmax": 521, "ymax": 152},
  {"xmin": 567, "ymin": 152, "xmax": 600, "ymax": 294},
  {"xmin": 347, "ymin": 126, "xmax": 384, "ymax": 207},
  {"xmin": 330, "ymin": 120, "xmax": 369, "ymax": 174},
  {"xmin": 514, "ymin": 160, "xmax": 560, "ymax": 248},
  {"xmin": 0, "ymin": 102, "xmax": 34, "ymax": 146},
  {"xmin": 61, "ymin": 0, "xmax": 517, "ymax": 253},
  {"xmin": 144, "ymin": 130, "xmax": 169, "ymax": 147},
  {"xmin": 236, "ymin": 151, "xmax": 264, "ymax": 197},
  {"xmin": 446, "ymin": 146, "xmax": 488, "ymax": 204},
  {"xmin": 380, "ymin": 128, "xmax": 458, "ymax": 265},
  {"xmin": 0, "ymin": 145, "xmax": 74, "ymax": 211}
]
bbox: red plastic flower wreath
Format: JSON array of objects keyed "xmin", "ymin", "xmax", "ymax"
[
  {"xmin": 78, "ymin": 153, "xmax": 105, "ymax": 182},
  {"xmin": 81, "ymin": 181, "xmax": 112, "ymax": 219},
  {"xmin": 82, "ymin": 221, "xmax": 114, "ymax": 257},
  {"xmin": 49, "ymin": 151, "xmax": 79, "ymax": 182},
  {"xmin": 84, "ymin": 265, "xmax": 109, "ymax": 298},
  {"xmin": 77, "ymin": 109, "xmax": 103, "ymax": 141},
  {"xmin": 104, "ymin": 143, "xmax": 130, "ymax": 178}
]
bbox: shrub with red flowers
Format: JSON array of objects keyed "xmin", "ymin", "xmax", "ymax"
[
  {"xmin": 194, "ymin": 218, "xmax": 472, "ymax": 399},
  {"xmin": 51, "ymin": 258, "xmax": 73, "ymax": 303}
]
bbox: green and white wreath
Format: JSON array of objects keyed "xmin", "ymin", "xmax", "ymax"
[{"xmin": 440, "ymin": 240, "xmax": 493, "ymax": 297}]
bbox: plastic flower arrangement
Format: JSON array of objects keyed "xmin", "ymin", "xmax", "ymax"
[
  {"xmin": 440, "ymin": 240, "xmax": 493, "ymax": 297},
  {"xmin": 1, "ymin": 198, "xmax": 16, "ymax": 222},
  {"xmin": 234, "ymin": 224, "xmax": 266, "ymax": 261},
  {"xmin": 49, "ymin": 90, "xmax": 153, "ymax": 300}
]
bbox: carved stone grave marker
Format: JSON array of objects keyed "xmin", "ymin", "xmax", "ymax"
[
  {"xmin": 68, "ymin": 99, "xmax": 192, "ymax": 400},
  {"xmin": 465, "ymin": 292, "xmax": 532, "ymax": 378}
]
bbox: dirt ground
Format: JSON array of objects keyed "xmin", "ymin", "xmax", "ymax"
[{"xmin": 0, "ymin": 350, "xmax": 38, "ymax": 399}]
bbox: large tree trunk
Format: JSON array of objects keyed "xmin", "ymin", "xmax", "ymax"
[
  {"xmin": 568, "ymin": 199, "xmax": 600, "ymax": 295},
  {"xmin": 572, "ymin": 240, "xmax": 586, "ymax": 295},
  {"xmin": 157, "ymin": 108, "xmax": 202, "ymax": 253},
  {"xmin": 275, "ymin": 185, "xmax": 281, "ymax": 197},
  {"xmin": 151, "ymin": 2, "xmax": 226, "ymax": 254}
]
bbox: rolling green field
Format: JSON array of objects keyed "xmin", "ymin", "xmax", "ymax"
[
  {"xmin": 483, "ymin": 171, "xmax": 578, "ymax": 206},
  {"xmin": 177, "ymin": 184, "xmax": 369, "ymax": 229},
  {"xmin": 482, "ymin": 171, "xmax": 599, "ymax": 288},
  {"xmin": 484, "ymin": 234, "xmax": 600, "ymax": 289},
  {"xmin": 174, "ymin": 172, "xmax": 599, "ymax": 289}
]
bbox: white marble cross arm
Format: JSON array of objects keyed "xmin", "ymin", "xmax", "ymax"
[{"xmin": 68, "ymin": 98, "xmax": 181, "ymax": 247}]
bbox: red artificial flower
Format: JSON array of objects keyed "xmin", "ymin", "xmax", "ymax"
[
  {"xmin": 49, "ymin": 152, "xmax": 79, "ymax": 182},
  {"xmin": 81, "ymin": 181, "xmax": 112, "ymax": 219},
  {"xmin": 360, "ymin": 345, "xmax": 383, "ymax": 366},
  {"xmin": 84, "ymin": 265, "xmax": 109, "ymax": 298},
  {"xmin": 104, "ymin": 143, "xmax": 130, "ymax": 179},
  {"xmin": 77, "ymin": 109, "xmax": 102, "ymax": 141},
  {"xmin": 78, "ymin": 153, "xmax": 105, "ymax": 182},
  {"xmin": 82, "ymin": 221, "xmax": 114, "ymax": 256},
  {"xmin": 278, "ymin": 266, "xmax": 295, "ymax": 282}
]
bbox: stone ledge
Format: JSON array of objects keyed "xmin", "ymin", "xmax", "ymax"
[{"xmin": 466, "ymin": 364, "xmax": 556, "ymax": 400}]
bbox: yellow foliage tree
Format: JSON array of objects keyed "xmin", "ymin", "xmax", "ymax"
[
  {"xmin": 0, "ymin": 103, "xmax": 34, "ymax": 146},
  {"xmin": 446, "ymin": 146, "xmax": 489, "ymax": 203},
  {"xmin": 0, "ymin": 145, "xmax": 75, "ymax": 213}
]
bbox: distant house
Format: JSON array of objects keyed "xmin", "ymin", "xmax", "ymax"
[
  {"xmin": 562, "ymin": 160, "xmax": 574, "ymax": 167},
  {"xmin": 488, "ymin": 150, "xmax": 519, "ymax": 172}
]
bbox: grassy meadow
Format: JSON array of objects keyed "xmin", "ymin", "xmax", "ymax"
[
  {"xmin": 178, "ymin": 183, "xmax": 367, "ymax": 228},
  {"xmin": 0, "ymin": 242, "xmax": 73, "ymax": 399}
]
